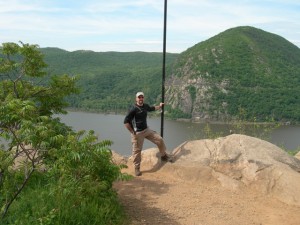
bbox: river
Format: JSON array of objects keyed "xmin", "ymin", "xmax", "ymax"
[{"xmin": 57, "ymin": 111, "xmax": 300, "ymax": 156}]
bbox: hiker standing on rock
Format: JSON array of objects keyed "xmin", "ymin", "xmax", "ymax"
[{"xmin": 124, "ymin": 92, "xmax": 173, "ymax": 176}]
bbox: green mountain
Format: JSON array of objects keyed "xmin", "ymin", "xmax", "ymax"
[
  {"xmin": 166, "ymin": 26, "xmax": 300, "ymax": 122},
  {"xmin": 37, "ymin": 26, "xmax": 300, "ymax": 122},
  {"xmin": 40, "ymin": 49, "xmax": 178, "ymax": 111}
]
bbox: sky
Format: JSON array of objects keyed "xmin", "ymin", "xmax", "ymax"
[{"xmin": 1, "ymin": 0, "xmax": 300, "ymax": 53}]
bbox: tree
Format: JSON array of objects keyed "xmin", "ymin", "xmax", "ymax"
[
  {"xmin": 0, "ymin": 41, "xmax": 78, "ymax": 218},
  {"xmin": 0, "ymin": 42, "xmax": 127, "ymax": 224}
]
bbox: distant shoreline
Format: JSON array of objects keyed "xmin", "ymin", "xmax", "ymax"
[{"xmin": 64, "ymin": 107, "xmax": 298, "ymax": 126}]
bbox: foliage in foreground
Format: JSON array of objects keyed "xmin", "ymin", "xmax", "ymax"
[
  {"xmin": 0, "ymin": 42, "xmax": 130, "ymax": 225},
  {"xmin": 1, "ymin": 129, "xmax": 129, "ymax": 225}
]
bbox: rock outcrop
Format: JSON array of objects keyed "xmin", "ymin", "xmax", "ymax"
[
  {"xmin": 295, "ymin": 151, "xmax": 300, "ymax": 160},
  {"xmin": 119, "ymin": 134, "xmax": 300, "ymax": 206}
]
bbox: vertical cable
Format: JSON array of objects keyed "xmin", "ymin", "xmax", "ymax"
[{"xmin": 161, "ymin": 0, "xmax": 167, "ymax": 137}]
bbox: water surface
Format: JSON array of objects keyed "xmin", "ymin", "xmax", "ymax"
[{"xmin": 57, "ymin": 111, "xmax": 300, "ymax": 156}]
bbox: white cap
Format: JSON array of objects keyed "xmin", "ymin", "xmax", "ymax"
[{"xmin": 136, "ymin": 92, "xmax": 144, "ymax": 97}]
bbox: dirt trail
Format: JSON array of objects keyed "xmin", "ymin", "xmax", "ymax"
[{"xmin": 114, "ymin": 166, "xmax": 300, "ymax": 225}]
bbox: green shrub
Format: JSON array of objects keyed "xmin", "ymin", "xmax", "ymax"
[{"xmin": 0, "ymin": 42, "xmax": 130, "ymax": 225}]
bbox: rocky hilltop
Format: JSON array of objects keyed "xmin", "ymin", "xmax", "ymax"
[
  {"xmin": 114, "ymin": 134, "xmax": 300, "ymax": 224},
  {"xmin": 165, "ymin": 26, "xmax": 300, "ymax": 122}
]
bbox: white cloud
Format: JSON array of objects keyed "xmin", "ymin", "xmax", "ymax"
[{"xmin": 0, "ymin": 0, "xmax": 299, "ymax": 52}]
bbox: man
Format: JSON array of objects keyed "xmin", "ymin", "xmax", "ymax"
[{"xmin": 124, "ymin": 92, "xmax": 173, "ymax": 176}]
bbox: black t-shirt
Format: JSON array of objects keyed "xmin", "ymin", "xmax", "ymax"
[{"xmin": 124, "ymin": 103, "xmax": 155, "ymax": 132}]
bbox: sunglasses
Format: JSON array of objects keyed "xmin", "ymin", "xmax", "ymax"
[{"xmin": 138, "ymin": 96, "xmax": 144, "ymax": 99}]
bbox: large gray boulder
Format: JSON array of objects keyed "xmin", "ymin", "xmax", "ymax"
[
  {"xmin": 127, "ymin": 148, "xmax": 162, "ymax": 172},
  {"xmin": 295, "ymin": 151, "xmax": 300, "ymax": 160},
  {"xmin": 135, "ymin": 134, "xmax": 300, "ymax": 206}
]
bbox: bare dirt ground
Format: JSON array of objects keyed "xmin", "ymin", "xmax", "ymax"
[{"xmin": 114, "ymin": 165, "xmax": 300, "ymax": 225}]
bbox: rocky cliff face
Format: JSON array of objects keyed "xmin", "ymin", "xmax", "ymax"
[{"xmin": 165, "ymin": 71, "xmax": 229, "ymax": 121}]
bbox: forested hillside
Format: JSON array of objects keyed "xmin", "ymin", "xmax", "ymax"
[
  {"xmin": 37, "ymin": 26, "xmax": 300, "ymax": 122},
  {"xmin": 166, "ymin": 26, "xmax": 300, "ymax": 122},
  {"xmin": 40, "ymin": 49, "xmax": 178, "ymax": 112}
]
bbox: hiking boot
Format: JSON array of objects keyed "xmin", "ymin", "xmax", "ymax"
[
  {"xmin": 135, "ymin": 167, "xmax": 142, "ymax": 176},
  {"xmin": 161, "ymin": 154, "xmax": 173, "ymax": 163}
]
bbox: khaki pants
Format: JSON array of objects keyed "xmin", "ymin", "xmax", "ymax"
[{"xmin": 131, "ymin": 128, "xmax": 166, "ymax": 169}]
